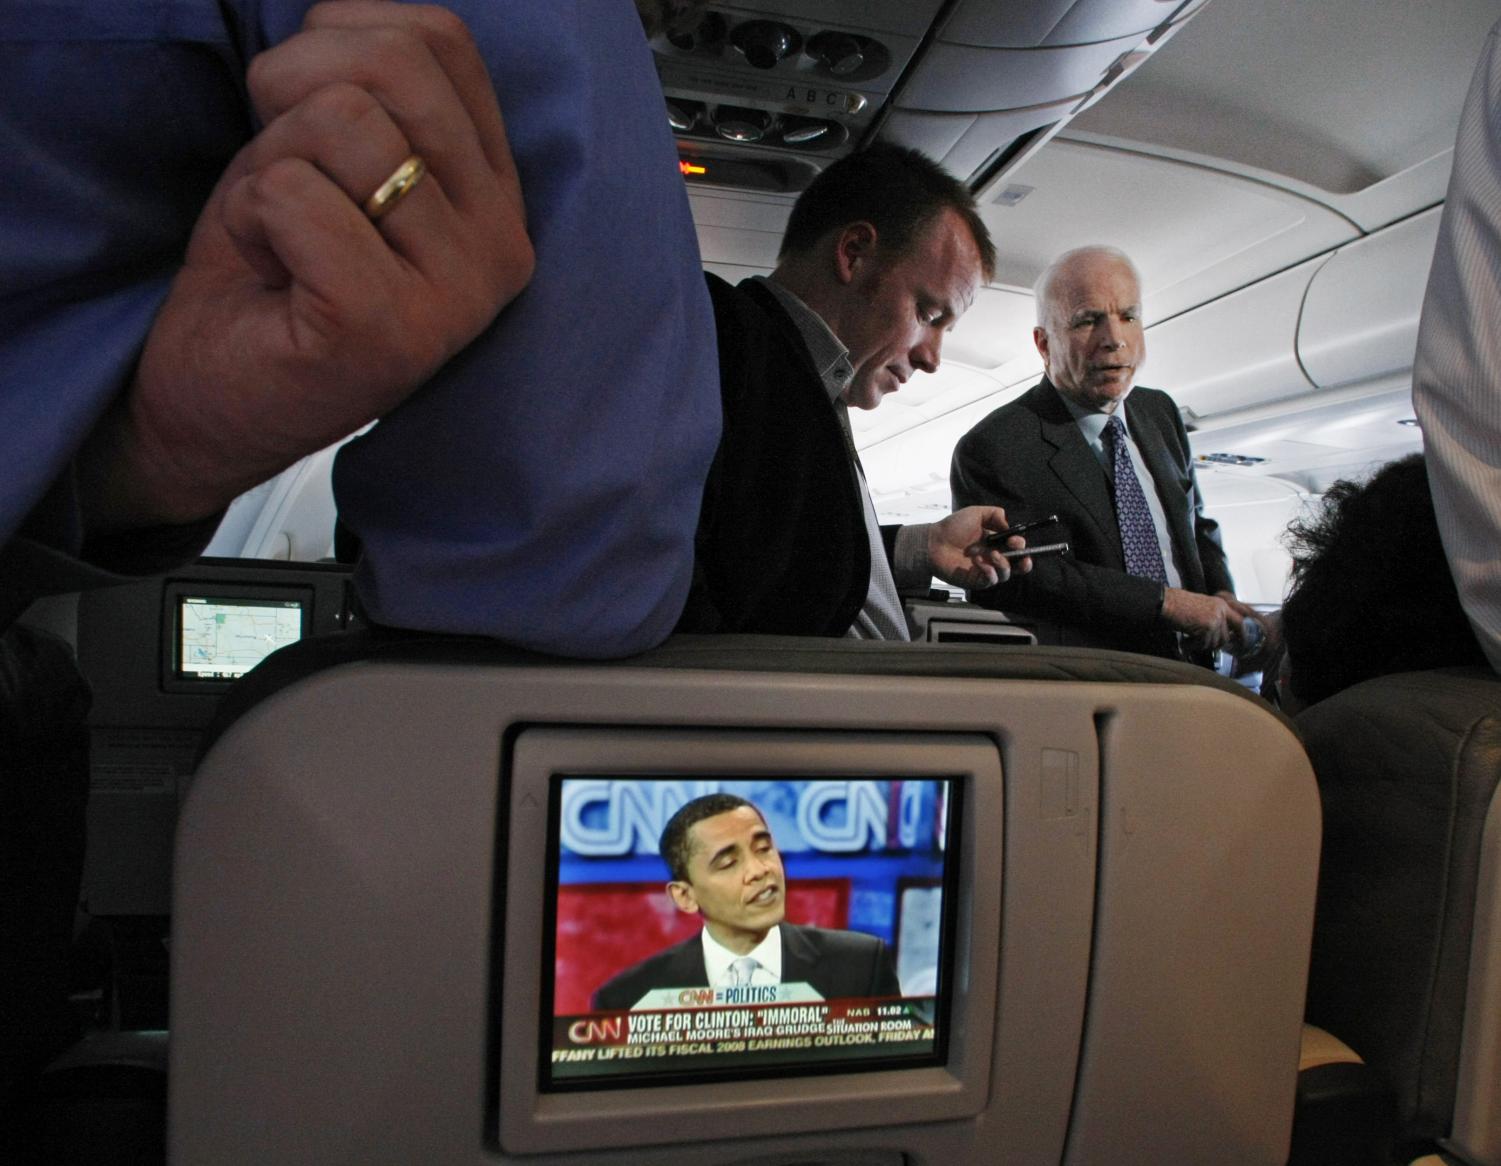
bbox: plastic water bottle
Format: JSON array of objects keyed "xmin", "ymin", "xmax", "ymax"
[
  {"xmin": 1217, "ymin": 616, "xmax": 1265, "ymax": 685},
  {"xmin": 1238, "ymin": 616, "xmax": 1264, "ymax": 660}
]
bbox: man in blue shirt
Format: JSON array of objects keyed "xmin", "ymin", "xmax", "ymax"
[{"xmin": 0, "ymin": 2, "xmax": 719, "ymax": 1144}]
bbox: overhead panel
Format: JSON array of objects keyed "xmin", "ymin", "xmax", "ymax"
[
  {"xmin": 897, "ymin": 35, "xmax": 1146, "ymax": 114},
  {"xmin": 942, "ymin": 285, "xmax": 1042, "ymax": 373},
  {"xmin": 1059, "ymin": 0, "xmax": 1496, "ymax": 229},
  {"xmin": 652, "ymin": 0, "xmax": 945, "ymax": 191},
  {"xmin": 694, "ymin": 223, "xmax": 782, "ymax": 270},
  {"xmin": 1145, "ymin": 257, "xmax": 1324, "ymax": 419},
  {"xmin": 977, "ymin": 140, "xmax": 1358, "ymax": 319},
  {"xmin": 653, "ymin": 1, "xmax": 1219, "ymax": 196},
  {"xmin": 1296, "ymin": 207, "xmax": 1442, "ymax": 390},
  {"xmin": 879, "ymin": 110, "xmax": 977, "ymax": 165},
  {"xmin": 687, "ymin": 186, "xmax": 793, "ymax": 271},
  {"xmin": 882, "ymin": 102, "xmax": 1078, "ymax": 188},
  {"xmin": 939, "ymin": 0, "xmax": 1211, "ymax": 48},
  {"xmin": 882, "ymin": 0, "xmax": 1217, "ymax": 185},
  {"xmin": 1042, "ymin": 0, "xmax": 1212, "ymax": 46}
]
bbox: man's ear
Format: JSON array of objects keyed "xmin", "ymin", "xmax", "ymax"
[
  {"xmin": 667, "ymin": 880, "xmax": 700, "ymax": 916},
  {"xmin": 1032, "ymin": 324, "xmax": 1050, "ymax": 368},
  {"xmin": 833, "ymin": 221, "xmax": 879, "ymax": 285}
]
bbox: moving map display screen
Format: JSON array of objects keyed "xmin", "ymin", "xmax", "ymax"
[
  {"xmin": 174, "ymin": 594, "xmax": 305, "ymax": 681},
  {"xmin": 543, "ymin": 776, "xmax": 957, "ymax": 1091}
]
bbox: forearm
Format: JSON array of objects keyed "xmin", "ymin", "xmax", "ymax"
[
  {"xmin": 974, "ymin": 555, "xmax": 1165, "ymax": 630},
  {"xmin": 74, "ymin": 388, "xmax": 240, "ymax": 535}
]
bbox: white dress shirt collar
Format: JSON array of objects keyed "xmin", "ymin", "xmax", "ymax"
[
  {"xmin": 751, "ymin": 275, "xmax": 855, "ymax": 403},
  {"xmin": 700, "ymin": 922, "xmax": 784, "ymax": 986}
]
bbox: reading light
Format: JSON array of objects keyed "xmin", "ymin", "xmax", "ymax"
[
  {"xmin": 730, "ymin": 20, "xmax": 800, "ymax": 69},
  {"xmin": 779, "ymin": 117, "xmax": 847, "ymax": 149},
  {"xmin": 808, "ymin": 31, "xmax": 865, "ymax": 76},
  {"xmin": 666, "ymin": 10, "xmax": 725, "ymax": 52},
  {"xmin": 665, "ymin": 98, "xmax": 702, "ymax": 133},
  {"xmin": 714, "ymin": 106, "xmax": 772, "ymax": 143},
  {"xmin": 782, "ymin": 121, "xmax": 830, "ymax": 145}
]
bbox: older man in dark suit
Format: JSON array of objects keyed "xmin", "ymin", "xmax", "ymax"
[
  {"xmin": 591, "ymin": 793, "xmax": 900, "ymax": 1011},
  {"xmin": 951, "ymin": 246, "xmax": 1258, "ymax": 661}
]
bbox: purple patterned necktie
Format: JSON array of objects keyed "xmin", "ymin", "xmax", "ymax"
[{"xmin": 1103, "ymin": 415, "xmax": 1168, "ymax": 584}]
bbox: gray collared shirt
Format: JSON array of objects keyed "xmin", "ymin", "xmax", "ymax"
[
  {"xmin": 753, "ymin": 276, "xmax": 929, "ymax": 640},
  {"xmin": 1059, "ymin": 391, "xmax": 1183, "ymax": 588}
]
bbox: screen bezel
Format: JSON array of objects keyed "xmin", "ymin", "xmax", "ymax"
[
  {"xmin": 160, "ymin": 580, "xmax": 313, "ymax": 693},
  {"xmin": 494, "ymin": 727, "xmax": 1004, "ymax": 1156}
]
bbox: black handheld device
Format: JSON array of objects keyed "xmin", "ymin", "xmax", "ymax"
[{"xmin": 981, "ymin": 515, "xmax": 1060, "ymax": 547}]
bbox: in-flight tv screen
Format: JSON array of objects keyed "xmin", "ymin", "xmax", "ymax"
[{"xmin": 542, "ymin": 777, "xmax": 957, "ymax": 1090}]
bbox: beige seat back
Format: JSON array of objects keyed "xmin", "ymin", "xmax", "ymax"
[
  {"xmin": 169, "ymin": 634, "xmax": 1319, "ymax": 1165},
  {"xmin": 1300, "ymin": 667, "xmax": 1501, "ymax": 1165}
]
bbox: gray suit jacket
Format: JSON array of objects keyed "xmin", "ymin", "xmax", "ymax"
[
  {"xmin": 951, "ymin": 378, "xmax": 1232, "ymax": 659},
  {"xmin": 590, "ymin": 922, "xmax": 901, "ymax": 1011}
]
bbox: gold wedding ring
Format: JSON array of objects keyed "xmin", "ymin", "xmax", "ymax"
[{"xmin": 363, "ymin": 154, "xmax": 427, "ymax": 221}]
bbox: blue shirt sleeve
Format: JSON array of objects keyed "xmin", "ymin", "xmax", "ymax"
[
  {"xmin": 331, "ymin": 0, "xmax": 722, "ymax": 658},
  {"xmin": 0, "ymin": 2, "xmax": 260, "ymax": 555}
]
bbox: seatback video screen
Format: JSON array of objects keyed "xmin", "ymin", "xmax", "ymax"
[
  {"xmin": 544, "ymin": 777, "xmax": 955, "ymax": 1089},
  {"xmin": 175, "ymin": 595, "xmax": 304, "ymax": 681}
]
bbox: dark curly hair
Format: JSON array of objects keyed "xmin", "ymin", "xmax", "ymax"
[{"xmin": 1279, "ymin": 453, "xmax": 1485, "ymax": 707}]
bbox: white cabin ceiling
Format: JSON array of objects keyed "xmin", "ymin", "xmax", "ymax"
[{"xmin": 1065, "ymin": 0, "xmax": 1501, "ymax": 198}]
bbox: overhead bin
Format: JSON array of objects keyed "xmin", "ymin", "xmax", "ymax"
[
  {"xmin": 1296, "ymin": 207, "xmax": 1443, "ymax": 390},
  {"xmin": 882, "ymin": 101, "xmax": 1078, "ymax": 184},
  {"xmin": 897, "ymin": 33, "xmax": 1147, "ymax": 114},
  {"xmin": 1140, "ymin": 206, "xmax": 1442, "ymax": 424},
  {"xmin": 881, "ymin": 0, "xmax": 1216, "ymax": 184},
  {"xmin": 1145, "ymin": 258, "xmax": 1325, "ymax": 419},
  {"xmin": 939, "ymin": 0, "xmax": 1211, "ymax": 49}
]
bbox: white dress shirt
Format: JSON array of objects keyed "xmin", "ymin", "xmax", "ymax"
[
  {"xmin": 700, "ymin": 924, "xmax": 783, "ymax": 988},
  {"xmin": 1413, "ymin": 18, "xmax": 1501, "ymax": 674}
]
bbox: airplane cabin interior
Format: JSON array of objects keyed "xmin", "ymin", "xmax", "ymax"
[{"xmin": 10, "ymin": 1, "xmax": 1501, "ymax": 1164}]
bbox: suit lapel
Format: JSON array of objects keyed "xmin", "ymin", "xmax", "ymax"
[
  {"xmin": 778, "ymin": 922, "xmax": 816, "ymax": 984},
  {"xmin": 674, "ymin": 933, "xmax": 712, "ymax": 988},
  {"xmin": 1032, "ymin": 382, "xmax": 1121, "ymax": 561},
  {"xmin": 740, "ymin": 278, "xmax": 868, "ymax": 495}
]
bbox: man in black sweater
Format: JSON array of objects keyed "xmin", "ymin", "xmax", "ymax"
[{"xmin": 677, "ymin": 145, "xmax": 1029, "ymax": 638}]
